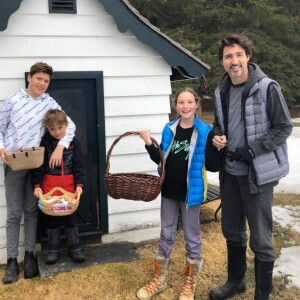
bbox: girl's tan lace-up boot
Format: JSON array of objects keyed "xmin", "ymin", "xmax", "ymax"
[
  {"xmin": 137, "ymin": 255, "xmax": 171, "ymax": 300},
  {"xmin": 179, "ymin": 257, "xmax": 201, "ymax": 300}
]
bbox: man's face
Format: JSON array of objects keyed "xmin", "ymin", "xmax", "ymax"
[
  {"xmin": 26, "ymin": 72, "xmax": 51, "ymax": 98},
  {"xmin": 222, "ymin": 44, "xmax": 250, "ymax": 84}
]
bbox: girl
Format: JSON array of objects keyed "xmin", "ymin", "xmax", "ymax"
[{"xmin": 137, "ymin": 87, "xmax": 221, "ymax": 300}]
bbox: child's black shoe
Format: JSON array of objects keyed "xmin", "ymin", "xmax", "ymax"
[
  {"xmin": 68, "ymin": 248, "xmax": 85, "ymax": 264},
  {"xmin": 3, "ymin": 258, "xmax": 19, "ymax": 284},
  {"xmin": 24, "ymin": 251, "xmax": 38, "ymax": 279},
  {"xmin": 46, "ymin": 250, "xmax": 59, "ymax": 264}
]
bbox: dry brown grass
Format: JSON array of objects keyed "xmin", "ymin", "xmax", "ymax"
[{"xmin": 0, "ymin": 198, "xmax": 299, "ymax": 300}]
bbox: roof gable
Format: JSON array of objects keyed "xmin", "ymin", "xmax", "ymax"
[{"xmin": 0, "ymin": 0, "xmax": 210, "ymax": 80}]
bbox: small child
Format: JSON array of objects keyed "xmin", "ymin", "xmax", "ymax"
[{"xmin": 32, "ymin": 109, "xmax": 86, "ymax": 264}]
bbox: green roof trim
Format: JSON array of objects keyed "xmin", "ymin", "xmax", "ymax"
[
  {"xmin": 0, "ymin": 0, "xmax": 23, "ymax": 31},
  {"xmin": 99, "ymin": 0, "xmax": 210, "ymax": 79},
  {"xmin": 0, "ymin": 0, "xmax": 210, "ymax": 79}
]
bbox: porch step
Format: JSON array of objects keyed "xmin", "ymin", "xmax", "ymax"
[{"xmin": 37, "ymin": 241, "xmax": 139, "ymax": 278}]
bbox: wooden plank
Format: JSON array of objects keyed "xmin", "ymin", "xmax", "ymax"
[
  {"xmin": 0, "ymin": 79, "xmax": 25, "ymax": 100},
  {"xmin": 2, "ymin": 15, "xmax": 124, "ymax": 37},
  {"xmin": 105, "ymin": 152, "xmax": 160, "ymax": 173},
  {"xmin": 105, "ymin": 133, "xmax": 162, "ymax": 155},
  {"xmin": 105, "ymin": 114, "xmax": 169, "ymax": 136},
  {"xmin": 0, "ymin": 57, "xmax": 171, "ymax": 79},
  {"xmin": 104, "ymin": 76, "xmax": 172, "ymax": 97},
  {"xmin": 105, "ymin": 95, "xmax": 171, "ymax": 117},
  {"xmin": 0, "ymin": 36, "xmax": 158, "ymax": 57}
]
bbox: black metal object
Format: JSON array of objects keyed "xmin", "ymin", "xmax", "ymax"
[
  {"xmin": 203, "ymin": 185, "xmax": 221, "ymax": 222},
  {"xmin": 48, "ymin": 0, "xmax": 77, "ymax": 14}
]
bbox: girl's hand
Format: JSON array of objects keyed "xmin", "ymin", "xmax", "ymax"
[
  {"xmin": 212, "ymin": 135, "xmax": 227, "ymax": 150},
  {"xmin": 49, "ymin": 144, "xmax": 64, "ymax": 168},
  {"xmin": 34, "ymin": 187, "xmax": 43, "ymax": 198},
  {"xmin": 139, "ymin": 129, "xmax": 152, "ymax": 146}
]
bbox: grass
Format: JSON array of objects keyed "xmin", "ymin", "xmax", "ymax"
[{"xmin": 0, "ymin": 196, "xmax": 299, "ymax": 300}]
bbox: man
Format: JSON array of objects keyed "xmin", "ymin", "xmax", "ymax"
[
  {"xmin": 209, "ymin": 34, "xmax": 292, "ymax": 300},
  {"xmin": 0, "ymin": 62, "xmax": 76, "ymax": 284}
]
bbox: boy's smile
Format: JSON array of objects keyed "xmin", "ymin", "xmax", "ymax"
[{"xmin": 26, "ymin": 72, "xmax": 50, "ymax": 99}]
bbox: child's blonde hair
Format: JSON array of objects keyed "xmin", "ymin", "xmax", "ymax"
[
  {"xmin": 174, "ymin": 87, "xmax": 201, "ymax": 105},
  {"xmin": 42, "ymin": 109, "xmax": 68, "ymax": 128}
]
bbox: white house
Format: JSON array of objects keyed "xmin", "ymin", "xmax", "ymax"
[{"xmin": 0, "ymin": 0, "xmax": 210, "ymax": 263}]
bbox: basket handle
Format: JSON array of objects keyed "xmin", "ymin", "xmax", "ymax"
[
  {"xmin": 39, "ymin": 187, "xmax": 80, "ymax": 205},
  {"xmin": 105, "ymin": 131, "xmax": 165, "ymax": 179}
]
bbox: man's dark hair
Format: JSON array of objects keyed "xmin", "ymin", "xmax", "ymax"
[
  {"xmin": 217, "ymin": 34, "xmax": 253, "ymax": 61},
  {"xmin": 29, "ymin": 62, "xmax": 53, "ymax": 78}
]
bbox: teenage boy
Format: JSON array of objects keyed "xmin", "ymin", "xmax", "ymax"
[{"xmin": 0, "ymin": 62, "xmax": 76, "ymax": 284}]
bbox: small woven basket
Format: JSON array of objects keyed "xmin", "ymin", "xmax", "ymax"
[
  {"xmin": 38, "ymin": 187, "xmax": 80, "ymax": 216},
  {"xmin": 5, "ymin": 147, "xmax": 45, "ymax": 171},
  {"xmin": 104, "ymin": 131, "xmax": 165, "ymax": 202}
]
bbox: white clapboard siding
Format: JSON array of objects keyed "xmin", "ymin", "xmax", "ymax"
[
  {"xmin": 3, "ymin": 15, "xmax": 126, "ymax": 37},
  {"xmin": 0, "ymin": 57, "xmax": 171, "ymax": 79},
  {"xmin": 106, "ymin": 153, "xmax": 161, "ymax": 174},
  {"xmin": 104, "ymin": 95, "xmax": 171, "ymax": 117},
  {"xmin": 0, "ymin": 79, "xmax": 25, "ymax": 100},
  {"xmin": 108, "ymin": 208, "xmax": 161, "ymax": 233},
  {"xmin": 105, "ymin": 133, "xmax": 162, "ymax": 156},
  {"xmin": 0, "ymin": 36, "xmax": 157, "ymax": 57},
  {"xmin": 105, "ymin": 115, "xmax": 169, "ymax": 137},
  {"xmin": 0, "ymin": 0, "xmax": 173, "ymax": 252}
]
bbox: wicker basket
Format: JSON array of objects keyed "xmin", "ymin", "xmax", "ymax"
[
  {"xmin": 5, "ymin": 147, "xmax": 45, "ymax": 171},
  {"xmin": 104, "ymin": 131, "xmax": 165, "ymax": 202},
  {"xmin": 38, "ymin": 187, "xmax": 81, "ymax": 216}
]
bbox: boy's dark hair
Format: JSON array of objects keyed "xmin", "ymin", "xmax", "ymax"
[
  {"xmin": 42, "ymin": 109, "xmax": 68, "ymax": 128},
  {"xmin": 174, "ymin": 87, "xmax": 201, "ymax": 105},
  {"xmin": 217, "ymin": 34, "xmax": 253, "ymax": 61},
  {"xmin": 29, "ymin": 62, "xmax": 53, "ymax": 78}
]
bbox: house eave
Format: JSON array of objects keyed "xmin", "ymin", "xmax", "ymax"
[
  {"xmin": 0, "ymin": 0, "xmax": 210, "ymax": 80},
  {"xmin": 99, "ymin": 0, "xmax": 210, "ymax": 80},
  {"xmin": 0, "ymin": 0, "xmax": 23, "ymax": 31}
]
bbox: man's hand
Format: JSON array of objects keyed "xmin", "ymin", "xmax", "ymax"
[
  {"xmin": 49, "ymin": 144, "xmax": 64, "ymax": 169},
  {"xmin": 228, "ymin": 146, "xmax": 255, "ymax": 165}
]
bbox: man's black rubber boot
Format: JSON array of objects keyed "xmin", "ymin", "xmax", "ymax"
[
  {"xmin": 209, "ymin": 245, "xmax": 247, "ymax": 299},
  {"xmin": 3, "ymin": 258, "xmax": 19, "ymax": 284},
  {"xmin": 254, "ymin": 260, "xmax": 274, "ymax": 300},
  {"xmin": 209, "ymin": 279, "xmax": 246, "ymax": 300},
  {"xmin": 24, "ymin": 251, "xmax": 38, "ymax": 279}
]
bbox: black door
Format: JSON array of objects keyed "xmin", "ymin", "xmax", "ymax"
[{"xmin": 47, "ymin": 78, "xmax": 99, "ymax": 232}]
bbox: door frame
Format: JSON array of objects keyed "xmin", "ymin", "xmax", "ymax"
[{"xmin": 26, "ymin": 71, "xmax": 109, "ymax": 234}]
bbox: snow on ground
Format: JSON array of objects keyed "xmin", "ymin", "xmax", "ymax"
[{"xmin": 207, "ymin": 120, "xmax": 300, "ymax": 289}]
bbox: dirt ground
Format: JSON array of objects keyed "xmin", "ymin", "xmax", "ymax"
[{"xmin": 0, "ymin": 197, "xmax": 300, "ymax": 300}]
